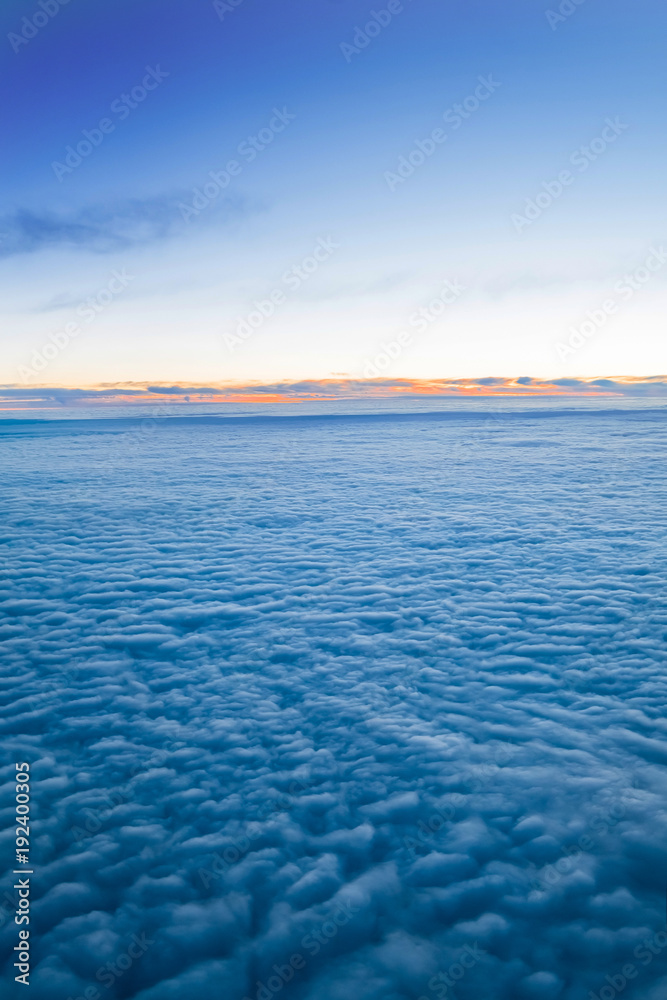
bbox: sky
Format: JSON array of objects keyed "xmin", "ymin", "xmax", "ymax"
[{"xmin": 1, "ymin": 0, "xmax": 666, "ymax": 389}]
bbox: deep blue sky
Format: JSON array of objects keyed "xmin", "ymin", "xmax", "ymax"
[{"xmin": 2, "ymin": 0, "xmax": 666, "ymax": 384}]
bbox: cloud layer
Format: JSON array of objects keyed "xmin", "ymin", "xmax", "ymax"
[
  {"xmin": 2, "ymin": 375, "xmax": 667, "ymax": 410},
  {"xmin": 1, "ymin": 406, "xmax": 666, "ymax": 999}
]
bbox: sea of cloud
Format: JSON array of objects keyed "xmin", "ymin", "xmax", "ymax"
[{"xmin": 1, "ymin": 406, "xmax": 666, "ymax": 1000}]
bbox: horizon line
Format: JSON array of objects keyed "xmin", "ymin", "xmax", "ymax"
[{"xmin": 1, "ymin": 375, "xmax": 666, "ymax": 408}]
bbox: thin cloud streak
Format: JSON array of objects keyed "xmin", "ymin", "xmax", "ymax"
[{"xmin": 0, "ymin": 195, "xmax": 251, "ymax": 258}]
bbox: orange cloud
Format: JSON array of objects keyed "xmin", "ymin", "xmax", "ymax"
[{"xmin": 1, "ymin": 375, "xmax": 666, "ymax": 409}]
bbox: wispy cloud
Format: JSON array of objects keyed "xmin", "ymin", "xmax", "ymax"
[{"xmin": 0, "ymin": 194, "xmax": 249, "ymax": 258}]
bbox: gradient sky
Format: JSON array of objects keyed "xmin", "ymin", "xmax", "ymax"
[{"xmin": 1, "ymin": 0, "xmax": 666, "ymax": 386}]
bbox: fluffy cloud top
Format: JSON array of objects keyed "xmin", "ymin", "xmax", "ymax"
[{"xmin": 1, "ymin": 405, "xmax": 666, "ymax": 1000}]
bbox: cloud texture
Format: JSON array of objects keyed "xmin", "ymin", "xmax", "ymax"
[
  {"xmin": 2, "ymin": 376, "xmax": 667, "ymax": 410},
  {"xmin": 0, "ymin": 195, "xmax": 247, "ymax": 259},
  {"xmin": 1, "ymin": 406, "xmax": 666, "ymax": 1000}
]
